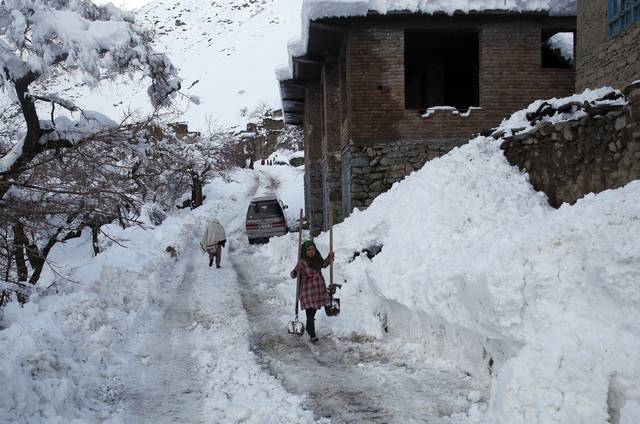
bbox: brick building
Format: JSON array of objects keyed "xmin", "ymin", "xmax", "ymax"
[
  {"xmin": 279, "ymin": 4, "xmax": 577, "ymax": 235},
  {"xmin": 576, "ymin": 0, "xmax": 640, "ymax": 91}
]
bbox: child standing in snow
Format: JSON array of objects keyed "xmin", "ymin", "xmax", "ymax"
[
  {"xmin": 290, "ymin": 240, "xmax": 334, "ymax": 342},
  {"xmin": 200, "ymin": 219, "xmax": 226, "ymax": 268}
]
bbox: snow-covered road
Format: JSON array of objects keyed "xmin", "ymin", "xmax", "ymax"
[
  {"xmin": 232, "ymin": 245, "xmax": 482, "ymax": 422},
  {"xmin": 108, "ymin": 165, "xmax": 484, "ymax": 423}
]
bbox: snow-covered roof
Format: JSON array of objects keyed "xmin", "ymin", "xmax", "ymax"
[{"xmin": 278, "ymin": 0, "xmax": 577, "ymax": 81}]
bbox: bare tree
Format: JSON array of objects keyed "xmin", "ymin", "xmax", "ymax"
[{"xmin": 0, "ymin": 1, "xmax": 183, "ymax": 302}]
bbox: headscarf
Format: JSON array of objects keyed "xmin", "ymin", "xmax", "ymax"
[{"xmin": 301, "ymin": 240, "xmax": 324, "ymax": 271}]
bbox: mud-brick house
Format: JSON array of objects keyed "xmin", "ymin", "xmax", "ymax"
[
  {"xmin": 238, "ymin": 110, "xmax": 285, "ymax": 166},
  {"xmin": 576, "ymin": 0, "xmax": 640, "ymax": 90},
  {"xmin": 278, "ymin": 1, "xmax": 577, "ymax": 235}
]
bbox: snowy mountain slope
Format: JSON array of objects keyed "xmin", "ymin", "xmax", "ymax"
[{"xmin": 45, "ymin": 0, "xmax": 302, "ymax": 130}]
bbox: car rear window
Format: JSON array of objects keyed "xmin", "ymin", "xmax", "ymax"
[{"xmin": 247, "ymin": 201, "xmax": 283, "ymax": 219}]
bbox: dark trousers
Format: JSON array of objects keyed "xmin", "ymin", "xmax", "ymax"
[
  {"xmin": 207, "ymin": 240, "xmax": 226, "ymax": 267},
  {"xmin": 305, "ymin": 308, "xmax": 317, "ymax": 337}
]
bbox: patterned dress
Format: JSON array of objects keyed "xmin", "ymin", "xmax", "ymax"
[{"xmin": 294, "ymin": 258, "xmax": 331, "ymax": 310}]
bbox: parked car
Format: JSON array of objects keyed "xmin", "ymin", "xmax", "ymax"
[{"xmin": 245, "ymin": 196, "xmax": 288, "ymax": 244}]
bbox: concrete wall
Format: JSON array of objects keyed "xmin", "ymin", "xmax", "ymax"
[
  {"xmin": 501, "ymin": 83, "xmax": 640, "ymax": 207},
  {"xmin": 576, "ymin": 0, "xmax": 640, "ymax": 90}
]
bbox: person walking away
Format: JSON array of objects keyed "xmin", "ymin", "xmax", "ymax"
[
  {"xmin": 290, "ymin": 240, "xmax": 334, "ymax": 342},
  {"xmin": 200, "ymin": 219, "xmax": 226, "ymax": 268}
]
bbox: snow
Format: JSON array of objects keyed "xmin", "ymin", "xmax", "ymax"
[
  {"xmin": 259, "ymin": 136, "xmax": 640, "ymax": 421},
  {"xmin": 3, "ymin": 67, "xmax": 640, "ymax": 422},
  {"xmin": 254, "ymin": 157, "xmax": 305, "ymax": 226},
  {"xmin": 423, "ymin": 106, "xmax": 482, "ymax": 118},
  {"xmin": 42, "ymin": 0, "xmax": 304, "ymax": 130},
  {"xmin": 0, "ymin": 140, "xmax": 25, "ymax": 173},
  {"xmin": 0, "ymin": 169, "xmax": 316, "ymax": 423},
  {"xmin": 494, "ymin": 87, "xmax": 626, "ymax": 137},
  {"xmin": 278, "ymin": 0, "xmax": 577, "ymax": 81},
  {"xmin": 3, "ymin": 126, "xmax": 640, "ymax": 421}
]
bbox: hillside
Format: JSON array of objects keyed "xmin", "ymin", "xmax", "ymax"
[{"xmin": 45, "ymin": 0, "xmax": 302, "ymax": 130}]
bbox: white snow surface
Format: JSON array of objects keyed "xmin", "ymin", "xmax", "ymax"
[
  {"xmin": 44, "ymin": 0, "xmax": 304, "ymax": 130},
  {"xmin": 278, "ymin": 0, "xmax": 577, "ymax": 80},
  {"xmin": 0, "ymin": 169, "xmax": 317, "ymax": 423},
  {"xmin": 3, "ymin": 90, "xmax": 640, "ymax": 422},
  {"xmin": 261, "ymin": 137, "xmax": 640, "ymax": 423},
  {"xmin": 495, "ymin": 87, "xmax": 626, "ymax": 137}
]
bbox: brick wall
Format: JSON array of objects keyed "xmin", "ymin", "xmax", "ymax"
[
  {"xmin": 305, "ymin": 82, "xmax": 324, "ymax": 234},
  {"xmin": 501, "ymin": 83, "xmax": 640, "ymax": 207},
  {"xmin": 346, "ymin": 22, "xmax": 575, "ymax": 144},
  {"xmin": 576, "ymin": 0, "xmax": 640, "ymax": 90}
]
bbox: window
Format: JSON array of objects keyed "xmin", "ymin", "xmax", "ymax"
[
  {"xmin": 405, "ymin": 31, "xmax": 479, "ymax": 111},
  {"xmin": 608, "ymin": 0, "xmax": 640, "ymax": 37},
  {"xmin": 542, "ymin": 31, "xmax": 575, "ymax": 68}
]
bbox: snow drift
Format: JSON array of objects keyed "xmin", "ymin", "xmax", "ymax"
[{"xmin": 261, "ymin": 118, "xmax": 640, "ymax": 422}]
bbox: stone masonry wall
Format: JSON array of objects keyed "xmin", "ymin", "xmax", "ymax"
[
  {"xmin": 576, "ymin": 0, "xmax": 640, "ymax": 91},
  {"xmin": 321, "ymin": 61, "xmax": 343, "ymax": 230},
  {"xmin": 321, "ymin": 154, "xmax": 343, "ymax": 230},
  {"xmin": 344, "ymin": 138, "xmax": 467, "ymax": 211},
  {"xmin": 501, "ymin": 83, "xmax": 640, "ymax": 208},
  {"xmin": 305, "ymin": 161, "xmax": 324, "ymax": 236}
]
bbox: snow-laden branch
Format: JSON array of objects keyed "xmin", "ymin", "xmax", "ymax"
[{"xmin": 0, "ymin": 0, "xmax": 182, "ymax": 194}]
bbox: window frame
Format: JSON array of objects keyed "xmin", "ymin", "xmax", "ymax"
[{"xmin": 608, "ymin": 0, "xmax": 640, "ymax": 37}]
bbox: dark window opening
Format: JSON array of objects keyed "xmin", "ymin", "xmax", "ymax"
[
  {"xmin": 542, "ymin": 31, "xmax": 575, "ymax": 68},
  {"xmin": 405, "ymin": 31, "xmax": 479, "ymax": 111}
]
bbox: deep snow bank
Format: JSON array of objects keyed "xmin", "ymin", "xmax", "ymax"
[
  {"xmin": 0, "ymin": 169, "xmax": 315, "ymax": 423},
  {"xmin": 261, "ymin": 137, "xmax": 640, "ymax": 423}
]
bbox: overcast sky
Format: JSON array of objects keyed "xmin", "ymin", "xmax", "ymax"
[{"xmin": 94, "ymin": 0, "xmax": 151, "ymax": 9}]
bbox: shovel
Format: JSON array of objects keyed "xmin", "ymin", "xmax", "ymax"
[
  {"xmin": 288, "ymin": 209, "xmax": 305, "ymax": 336},
  {"xmin": 324, "ymin": 205, "xmax": 340, "ymax": 317}
]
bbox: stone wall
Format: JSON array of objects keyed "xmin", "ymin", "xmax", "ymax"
[
  {"xmin": 576, "ymin": 0, "xmax": 640, "ymax": 91},
  {"xmin": 321, "ymin": 154, "xmax": 343, "ymax": 230},
  {"xmin": 343, "ymin": 138, "xmax": 466, "ymax": 212},
  {"xmin": 305, "ymin": 161, "xmax": 324, "ymax": 236},
  {"xmin": 501, "ymin": 83, "xmax": 640, "ymax": 208}
]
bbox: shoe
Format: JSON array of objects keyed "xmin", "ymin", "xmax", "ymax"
[
  {"xmin": 208, "ymin": 258, "xmax": 213, "ymax": 267},
  {"xmin": 310, "ymin": 336, "xmax": 319, "ymax": 343},
  {"xmin": 216, "ymin": 265, "xmax": 221, "ymax": 269}
]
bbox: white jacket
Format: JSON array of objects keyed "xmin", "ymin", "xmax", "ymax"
[{"xmin": 200, "ymin": 220, "xmax": 226, "ymax": 251}]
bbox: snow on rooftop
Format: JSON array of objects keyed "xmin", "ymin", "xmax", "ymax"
[{"xmin": 277, "ymin": 0, "xmax": 577, "ymax": 81}]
